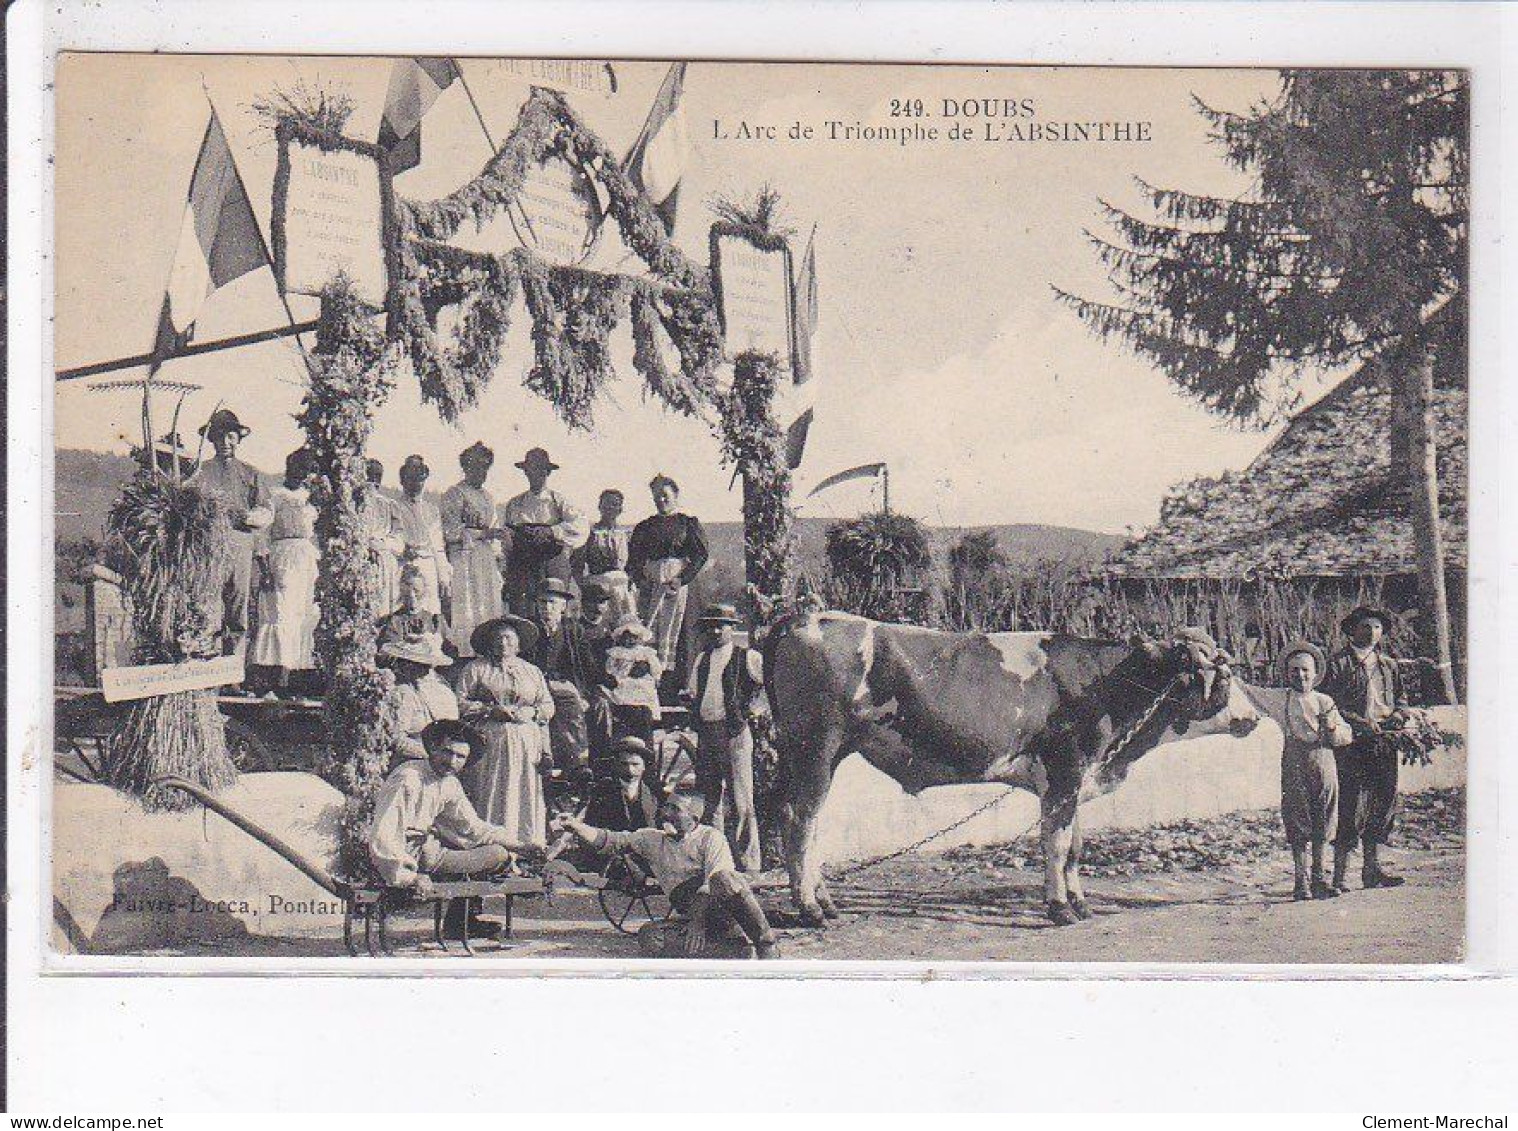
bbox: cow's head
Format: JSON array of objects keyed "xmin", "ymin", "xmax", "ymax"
[{"xmin": 1138, "ymin": 628, "xmax": 1259, "ymax": 739}]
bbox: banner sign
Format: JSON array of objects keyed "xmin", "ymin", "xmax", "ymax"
[
  {"xmin": 484, "ymin": 59, "xmax": 619, "ymax": 98},
  {"xmin": 102, "ymin": 655, "xmax": 246, "ymax": 703},
  {"xmin": 452, "ymin": 155, "xmax": 606, "ymax": 266},
  {"xmin": 711, "ymin": 229, "xmax": 796, "ymax": 369},
  {"xmin": 274, "ymin": 132, "xmax": 391, "ymax": 308}
]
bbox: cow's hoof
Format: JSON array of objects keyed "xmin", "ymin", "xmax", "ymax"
[
  {"xmin": 1046, "ymin": 901, "xmax": 1080, "ymax": 927},
  {"xmin": 817, "ymin": 895, "xmax": 841, "ymax": 920},
  {"xmin": 1069, "ymin": 897, "xmax": 1093, "ymax": 921},
  {"xmin": 798, "ymin": 905, "xmax": 829, "ymax": 929}
]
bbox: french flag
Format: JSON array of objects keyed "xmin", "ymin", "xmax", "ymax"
[
  {"xmin": 624, "ymin": 62, "xmax": 688, "ymax": 235},
  {"xmin": 151, "ymin": 109, "xmax": 269, "ymax": 371},
  {"xmin": 784, "ymin": 228, "xmax": 819, "ymax": 469},
  {"xmin": 377, "ymin": 57, "xmax": 461, "ymax": 175}
]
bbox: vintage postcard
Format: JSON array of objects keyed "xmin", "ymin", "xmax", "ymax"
[{"xmin": 49, "ymin": 53, "xmax": 1469, "ymax": 967}]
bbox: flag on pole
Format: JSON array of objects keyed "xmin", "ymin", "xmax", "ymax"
[
  {"xmin": 377, "ymin": 57, "xmax": 461, "ymax": 174},
  {"xmin": 623, "ymin": 62, "xmax": 688, "ymax": 235},
  {"xmin": 783, "ymin": 227, "xmax": 820, "ymax": 468},
  {"xmin": 151, "ymin": 109, "xmax": 269, "ymax": 371}
]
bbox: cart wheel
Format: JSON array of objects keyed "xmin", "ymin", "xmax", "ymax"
[
  {"xmin": 224, "ymin": 718, "xmax": 275, "ymax": 772},
  {"xmin": 598, "ymin": 877, "xmax": 671, "ymax": 936}
]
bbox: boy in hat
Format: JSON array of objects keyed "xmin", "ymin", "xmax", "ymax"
[
  {"xmin": 682, "ymin": 603, "xmax": 765, "ymax": 874},
  {"xmin": 189, "ymin": 408, "xmax": 271, "ymax": 656},
  {"xmin": 1320, "ymin": 606, "xmax": 1409, "ymax": 891},
  {"xmin": 1276, "ymin": 641, "xmax": 1354, "ymax": 900},
  {"xmin": 498, "ymin": 448, "xmax": 586, "ymax": 615},
  {"xmin": 368, "ymin": 719, "xmax": 533, "ymax": 938},
  {"xmin": 553, "ymin": 792, "xmax": 778, "ymax": 959}
]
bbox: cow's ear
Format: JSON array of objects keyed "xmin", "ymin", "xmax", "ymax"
[{"xmin": 1171, "ymin": 717, "xmax": 1191, "ymax": 736}]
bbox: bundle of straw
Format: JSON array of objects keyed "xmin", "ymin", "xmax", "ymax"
[{"xmin": 103, "ymin": 471, "xmax": 237, "ymax": 810}]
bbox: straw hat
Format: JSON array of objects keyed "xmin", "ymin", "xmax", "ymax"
[
  {"xmin": 471, "ymin": 614, "xmax": 540, "ymax": 658},
  {"xmin": 611, "ymin": 613, "xmax": 654, "ymax": 643},
  {"xmin": 1278, "ymin": 640, "xmax": 1328, "ymax": 687}
]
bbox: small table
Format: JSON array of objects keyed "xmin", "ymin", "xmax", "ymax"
[{"xmin": 342, "ymin": 878, "xmax": 544, "ymax": 957}]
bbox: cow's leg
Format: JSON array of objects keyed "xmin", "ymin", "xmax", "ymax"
[
  {"xmin": 783, "ymin": 728, "xmax": 844, "ymax": 928},
  {"xmin": 1041, "ymin": 790, "xmax": 1080, "ymax": 926},
  {"xmin": 1065, "ymin": 807, "xmax": 1092, "ymax": 920}
]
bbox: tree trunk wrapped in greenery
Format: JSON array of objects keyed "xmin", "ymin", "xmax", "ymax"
[
  {"xmin": 721, "ymin": 350, "xmax": 795, "ymax": 603},
  {"xmin": 298, "ymin": 276, "xmax": 402, "ymax": 875},
  {"xmin": 1057, "ymin": 70, "xmax": 1466, "ymax": 702},
  {"xmin": 104, "ymin": 473, "xmax": 237, "ymax": 810}
]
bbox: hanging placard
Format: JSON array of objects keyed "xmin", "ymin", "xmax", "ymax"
[
  {"xmin": 710, "ymin": 226, "xmax": 796, "ymax": 370},
  {"xmin": 272, "ymin": 127, "xmax": 393, "ymax": 308},
  {"xmin": 452, "ymin": 154, "xmax": 606, "ymax": 266}
]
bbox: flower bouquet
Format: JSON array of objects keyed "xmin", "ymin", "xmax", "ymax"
[{"xmin": 1374, "ymin": 707, "xmax": 1464, "ymax": 767}]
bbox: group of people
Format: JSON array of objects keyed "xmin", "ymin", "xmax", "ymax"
[
  {"xmin": 182, "ymin": 406, "xmax": 774, "ymax": 957},
  {"xmin": 1274, "ymin": 605, "xmax": 1410, "ymax": 901}
]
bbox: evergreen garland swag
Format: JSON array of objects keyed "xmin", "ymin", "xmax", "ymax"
[{"xmin": 720, "ymin": 351, "xmax": 796, "ymax": 604}]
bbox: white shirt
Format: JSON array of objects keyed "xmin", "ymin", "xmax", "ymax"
[
  {"xmin": 686, "ymin": 642, "xmax": 765, "ymax": 722},
  {"xmin": 1353, "ymin": 645, "xmax": 1392, "ymax": 721},
  {"xmin": 597, "ymin": 825, "xmax": 736, "ymax": 894}
]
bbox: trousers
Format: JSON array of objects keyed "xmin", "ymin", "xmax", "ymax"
[
  {"xmin": 695, "ymin": 719, "xmax": 762, "ymax": 872},
  {"xmin": 416, "ymin": 838, "xmax": 511, "ymax": 878},
  {"xmin": 1333, "ymin": 739, "xmax": 1400, "ymax": 850}
]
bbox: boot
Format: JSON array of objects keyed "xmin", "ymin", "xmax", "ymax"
[
  {"xmin": 724, "ymin": 883, "xmax": 779, "ymax": 959},
  {"xmin": 1309, "ymin": 842, "xmax": 1336, "ymax": 900},
  {"xmin": 1291, "ymin": 846, "xmax": 1311, "ymax": 900},
  {"xmin": 1331, "ymin": 848, "xmax": 1352, "ymax": 894},
  {"xmin": 1362, "ymin": 843, "xmax": 1405, "ymax": 889}
]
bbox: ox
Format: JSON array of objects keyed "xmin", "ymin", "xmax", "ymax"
[{"xmin": 760, "ymin": 611, "xmax": 1260, "ymax": 927}]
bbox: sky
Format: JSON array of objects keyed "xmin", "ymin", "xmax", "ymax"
[{"xmin": 53, "ymin": 55, "xmax": 1312, "ymax": 534}]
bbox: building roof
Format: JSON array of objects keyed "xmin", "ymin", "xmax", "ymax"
[{"xmin": 1109, "ymin": 311, "xmax": 1467, "ymax": 581}]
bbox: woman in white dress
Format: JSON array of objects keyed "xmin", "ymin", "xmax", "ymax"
[
  {"xmin": 361, "ymin": 458, "xmax": 406, "ymax": 619},
  {"xmin": 440, "ymin": 441, "xmax": 505, "ymax": 657},
  {"xmin": 249, "ymin": 449, "xmax": 320, "ymax": 693},
  {"xmin": 456, "ymin": 615, "xmax": 554, "ymax": 847}
]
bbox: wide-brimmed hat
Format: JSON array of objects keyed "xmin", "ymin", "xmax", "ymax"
[
  {"xmin": 459, "ymin": 441, "xmax": 495, "ymax": 469},
  {"xmin": 1340, "ymin": 605, "xmax": 1394, "ymax": 635},
  {"xmin": 611, "ymin": 613, "xmax": 654, "ymax": 642},
  {"xmin": 697, "ymin": 602, "xmax": 743, "ymax": 626},
  {"xmin": 579, "ymin": 577, "xmax": 614, "ymax": 601},
  {"xmin": 471, "ymin": 614, "xmax": 540, "ymax": 657},
  {"xmin": 536, "ymin": 577, "xmax": 576, "ymax": 603},
  {"xmin": 1279, "ymin": 640, "xmax": 1328, "ymax": 687},
  {"xmin": 611, "ymin": 735, "xmax": 652, "ymax": 761},
  {"xmin": 515, "ymin": 447, "xmax": 560, "ymax": 473},
  {"xmin": 198, "ymin": 408, "xmax": 250, "ymax": 440},
  {"xmin": 380, "ymin": 637, "xmax": 452, "ymax": 668}
]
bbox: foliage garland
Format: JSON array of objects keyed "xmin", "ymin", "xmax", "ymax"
[
  {"xmin": 297, "ymin": 276, "xmax": 403, "ymax": 876},
  {"xmin": 721, "ymin": 351, "xmax": 795, "ymax": 603}
]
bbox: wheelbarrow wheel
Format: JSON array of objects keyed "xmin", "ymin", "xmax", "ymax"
[{"xmin": 597, "ymin": 861, "xmax": 671, "ymax": 936}]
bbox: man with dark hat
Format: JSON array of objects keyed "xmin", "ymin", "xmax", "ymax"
[
  {"xmin": 497, "ymin": 447, "xmax": 586, "ymax": 615},
  {"xmin": 1320, "ymin": 605, "xmax": 1409, "ymax": 892},
  {"xmin": 189, "ymin": 408, "xmax": 271, "ymax": 656},
  {"xmin": 682, "ymin": 602, "xmax": 765, "ymax": 874}
]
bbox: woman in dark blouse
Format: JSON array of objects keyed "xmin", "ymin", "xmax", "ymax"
[{"xmin": 626, "ymin": 475, "xmax": 709, "ymax": 673}]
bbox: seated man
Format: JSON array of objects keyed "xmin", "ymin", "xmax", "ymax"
[
  {"xmin": 379, "ymin": 634, "xmax": 459, "ymax": 765},
  {"xmin": 553, "ymin": 793, "xmax": 778, "ymax": 959},
  {"xmin": 368, "ymin": 719, "xmax": 531, "ymax": 938}
]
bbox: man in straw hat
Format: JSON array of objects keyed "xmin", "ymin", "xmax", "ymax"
[
  {"xmin": 380, "ymin": 629, "xmax": 458, "ymax": 764},
  {"xmin": 440, "ymin": 441, "xmax": 506, "ymax": 656},
  {"xmin": 553, "ymin": 792, "xmax": 779, "ymax": 959},
  {"xmin": 188, "ymin": 407, "xmax": 271, "ymax": 657},
  {"xmin": 682, "ymin": 602, "xmax": 765, "ymax": 874},
  {"xmin": 1320, "ymin": 605, "xmax": 1410, "ymax": 892},
  {"xmin": 368, "ymin": 719, "xmax": 535, "ymax": 939},
  {"xmin": 497, "ymin": 447, "xmax": 586, "ymax": 615}
]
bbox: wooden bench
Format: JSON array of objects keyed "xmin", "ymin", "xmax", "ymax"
[{"xmin": 342, "ymin": 877, "xmax": 544, "ymax": 957}]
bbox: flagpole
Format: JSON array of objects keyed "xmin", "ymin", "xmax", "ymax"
[{"xmin": 453, "ymin": 61, "xmax": 499, "ymax": 152}]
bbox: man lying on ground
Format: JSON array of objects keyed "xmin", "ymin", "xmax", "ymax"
[
  {"xmin": 368, "ymin": 719, "xmax": 536, "ymax": 938},
  {"xmin": 552, "ymin": 793, "xmax": 779, "ymax": 959}
]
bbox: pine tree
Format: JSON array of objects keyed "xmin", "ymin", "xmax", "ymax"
[{"xmin": 1057, "ymin": 70, "xmax": 1466, "ymax": 702}]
